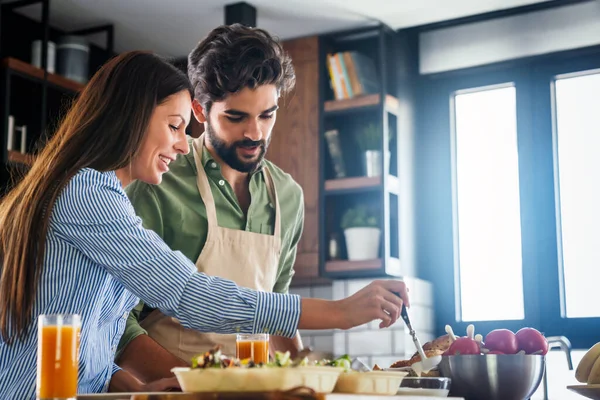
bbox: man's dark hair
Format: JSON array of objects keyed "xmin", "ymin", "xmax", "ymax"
[{"xmin": 187, "ymin": 24, "xmax": 296, "ymax": 113}]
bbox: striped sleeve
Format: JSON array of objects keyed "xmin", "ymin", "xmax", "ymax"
[
  {"xmin": 111, "ymin": 363, "xmax": 121, "ymax": 376},
  {"xmin": 52, "ymin": 169, "xmax": 301, "ymax": 338}
]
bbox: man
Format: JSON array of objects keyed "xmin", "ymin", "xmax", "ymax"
[{"xmin": 115, "ymin": 24, "xmax": 305, "ymax": 382}]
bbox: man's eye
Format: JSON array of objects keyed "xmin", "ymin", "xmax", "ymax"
[{"xmin": 226, "ymin": 116, "xmax": 243, "ymax": 123}]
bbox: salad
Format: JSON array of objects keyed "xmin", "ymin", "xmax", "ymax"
[{"xmin": 190, "ymin": 346, "xmax": 351, "ymax": 372}]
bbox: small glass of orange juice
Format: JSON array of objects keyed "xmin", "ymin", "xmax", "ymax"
[
  {"xmin": 37, "ymin": 314, "xmax": 81, "ymax": 400},
  {"xmin": 236, "ymin": 333, "xmax": 269, "ymax": 364}
]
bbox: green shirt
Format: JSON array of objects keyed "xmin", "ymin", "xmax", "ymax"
[{"xmin": 116, "ymin": 139, "xmax": 304, "ymax": 356}]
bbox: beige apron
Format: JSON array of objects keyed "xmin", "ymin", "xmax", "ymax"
[{"xmin": 140, "ymin": 134, "xmax": 282, "ymax": 361}]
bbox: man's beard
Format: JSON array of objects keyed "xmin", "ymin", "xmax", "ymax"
[{"xmin": 205, "ymin": 121, "xmax": 269, "ymax": 173}]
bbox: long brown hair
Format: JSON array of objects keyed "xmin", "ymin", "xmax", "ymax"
[{"xmin": 0, "ymin": 51, "xmax": 192, "ymax": 343}]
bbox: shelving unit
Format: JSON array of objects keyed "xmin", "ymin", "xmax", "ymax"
[
  {"xmin": 318, "ymin": 25, "xmax": 403, "ymax": 279},
  {"xmin": 8, "ymin": 150, "xmax": 33, "ymax": 165},
  {"xmin": 2, "ymin": 57, "xmax": 84, "ymax": 93},
  {"xmin": 324, "ymin": 175, "xmax": 400, "ymax": 195},
  {"xmin": 0, "ymin": 0, "xmax": 114, "ymax": 176},
  {"xmin": 324, "ymin": 257, "xmax": 401, "ymax": 274},
  {"xmin": 323, "ymin": 93, "xmax": 399, "ymax": 114}
]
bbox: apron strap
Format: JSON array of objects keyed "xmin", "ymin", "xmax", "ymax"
[
  {"xmin": 193, "ymin": 134, "xmax": 281, "ymax": 238},
  {"xmin": 192, "ymin": 135, "xmax": 219, "ymax": 228},
  {"xmin": 262, "ymin": 166, "xmax": 281, "ymax": 239}
]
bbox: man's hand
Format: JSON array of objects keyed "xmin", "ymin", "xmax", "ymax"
[
  {"xmin": 109, "ymin": 370, "xmax": 181, "ymax": 393},
  {"xmin": 116, "ymin": 334, "xmax": 189, "ymax": 383},
  {"xmin": 270, "ymin": 331, "xmax": 303, "ymax": 358},
  {"xmin": 140, "ymin": 376, "xmax": 181, "ymax": 392}
]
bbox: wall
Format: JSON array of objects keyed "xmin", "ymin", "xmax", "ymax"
[
  {"xmin": 419, "ymin": 1, "xmax": 600, "ymax": 74},
  {"xmin": 289, "ymin": 276, "xmax": 434, "ymax": 368}
]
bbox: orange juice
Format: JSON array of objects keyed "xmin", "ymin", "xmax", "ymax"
[
  {"xmin": 37, "ymin": 315, "xmax": 80, "ymax": 400},
  {"xmin": 236, "ymin": 334, "xmax": 269, "ymax": 364}
]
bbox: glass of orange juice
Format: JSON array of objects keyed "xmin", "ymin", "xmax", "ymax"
[
  {"xmin": 37, "ymin": 314, "xmax": 81, "ymax": 400},
  {"xmin": 236, "ymin": 333, "xmax": 269, "ymax": 364}
]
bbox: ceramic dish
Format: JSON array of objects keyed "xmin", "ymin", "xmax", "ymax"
[
  {"xmin": 396, "ymin": 376, "xmax": 451, "ymax": 397},
  {"xmin": 567, "ymin": 384, "xmax": 600, "ymax": 400},
  {"xmin": 172, "ymin": 366, "xmax": 343, "ymax": 393},
  {"xmin": 334, "ymin": 370, "xmax": 408, "ymax": 395}
]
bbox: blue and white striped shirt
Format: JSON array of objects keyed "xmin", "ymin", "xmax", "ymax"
[{"xmin": 0, "ymin": 168, "xmax": 301, "ymax": 399}]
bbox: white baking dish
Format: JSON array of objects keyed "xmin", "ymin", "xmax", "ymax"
[
  {"xmin": 334, "ymin": 370, "xmax": 408, "ymax": 395},
  {"xmin": 172, "ymin": 365, "xmax": 344, "ymax": 393}
]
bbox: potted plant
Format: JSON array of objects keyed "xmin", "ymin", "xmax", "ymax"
[
  {"xmin": 354, "ymin": 122, "xmax": 394, "ymax": 177},
  {"xmin": 340, "ymin": 205, "xmax": 380, "ymax": 261}
]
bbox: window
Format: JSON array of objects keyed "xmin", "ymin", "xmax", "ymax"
[
  {"xmin": 453, "ymin": 85, "xmax": 524, "ymax": 322},
  {"xmin": 417, "ymin": 47, "xmax": 600, "ymax": 348},
  {"xmin": 554, "ymin": 70, "xmax": 600, "ymax": 319}
]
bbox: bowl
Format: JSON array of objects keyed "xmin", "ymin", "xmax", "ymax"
[
  {"xmin": 438, "ymin": 354, "xmax": 545, "ymax": 400},
  {"xmin": 397, "ymin": 377, "xmax": 451, "ymax": 397},
  {"xmin": 334, "ymin": 370, "xmax": 408, "ymax": 395}
]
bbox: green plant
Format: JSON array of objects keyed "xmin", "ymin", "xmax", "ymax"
[
  {"xmin": 340, "ymin": 205, "xmax": 378, "ymax": 230},
  {"xmin": 355, "ymin": 122, "xmax": 381, "ymax": 151},
  {"xmin": 354, "ymin": 122, "xmax": 395, "ymax": 151}
]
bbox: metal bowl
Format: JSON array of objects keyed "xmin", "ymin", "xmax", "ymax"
[{"xmin": 438, "ymin": 354, "xmax": 545, "ymax": 400}]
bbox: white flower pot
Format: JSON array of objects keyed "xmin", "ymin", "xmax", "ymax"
[
  {"xmin": 363, "ymin": 150, "xmax": 391, "ymax": 177},
  {"xmin": 344, "ymin": 227, "xmax": 381, "ymax": 261}
]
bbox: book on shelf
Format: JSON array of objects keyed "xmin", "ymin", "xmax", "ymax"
[
  {"xmin": 326, "ymin": 51, "xmax": 380, "ymax": 101},
  {"xmin": 324, "ymin": 129, "xmax": 346, "ymax": 179}
]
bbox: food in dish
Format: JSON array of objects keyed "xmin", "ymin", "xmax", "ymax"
[
  {"xmin": 390, "ymin": 349, "xmax": 446, "ymax": 369},
  {"xmin": 190, "ymin": 346, "xmax": 351, "ymax": 370},
  {"xmin": 389, "ymin": 324, "xmax": 549, "ymax": 377},
  {"xmin": 576, "ymin": 342, "xmax": 600, "ymax": 384},
  {"xmin": 175, "ymin": 346, "xmax": 349, "ymax": 393}
]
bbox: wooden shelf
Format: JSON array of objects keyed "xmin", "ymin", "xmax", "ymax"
[
  {"xmin": 290, "ymin": 276, "xmax": 332, "ymax": 288},
  {"xmin": 325, "ymin": 175, "xmax": 399, "ymax": 195},
  {"xmin": 8, "ymin": 150, "xmax": 33, "ymax": 166},
  {"xmin": 325, "ymin": 257, "xmax": 400, "ymax": 273},
  {"xmin": 1, "ymin": 57, "xmax": 84, "ymax": 93},
  {"xmin": 324, "ymin": 94, "xmax": 399, "ymax": 114}
]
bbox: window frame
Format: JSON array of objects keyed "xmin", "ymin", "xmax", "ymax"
[{"xmin": 416, "ymin": 45, "xmax": 600, "ymax": 348}]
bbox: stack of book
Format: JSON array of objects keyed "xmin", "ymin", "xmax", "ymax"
[{"xmin": 326, "ymin": 51, "xmax": 380, "ymax": 100}]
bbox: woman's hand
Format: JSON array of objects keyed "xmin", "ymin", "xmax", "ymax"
[
  {"xmin": 335, "ymin": 279, "xmax": 409, "ymax": 329},
  {"xmin": 298, "ymin": 279, "xmax": 410, "ymax": 330}
]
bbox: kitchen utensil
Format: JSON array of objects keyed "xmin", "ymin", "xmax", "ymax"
[
  {"xmin": 31, "ymin": 39, "xmax": 56, "ymax": 72},
  {"xmin": 57, "ymin": 35, "xmax": 90, "ymax": 83},
  {"xmin": 438, "ymin": 354, "xmax": 545, "ymax": 400},
  {"xmin": 351, "ymin": 357, "xmax": 371, "ymax": 372},
  {"xmin": 401, "ymin": 304, "xmax": 441, "ymax": 374},
  {"xmin": 291, "ymin": 347, "xmax": 313, "ymax": 366}
]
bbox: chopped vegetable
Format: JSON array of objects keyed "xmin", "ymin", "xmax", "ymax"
[{"xmin": 190, "ymin": 347, "xmax": 351, "ymax": 370}]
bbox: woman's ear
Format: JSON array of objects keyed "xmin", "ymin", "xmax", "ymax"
[{"xmin": 192, "ymin": 99, "xmax": 207, "ymax": 123}]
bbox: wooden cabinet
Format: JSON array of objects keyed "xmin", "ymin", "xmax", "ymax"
[{"xmin": 269, "ymin": 36, "xmax": 322, "ymax": 284}]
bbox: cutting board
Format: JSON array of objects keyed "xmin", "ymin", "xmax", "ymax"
[{"xmin": 78, "ymin": 391, "xmax": 464, "ymax": 400}]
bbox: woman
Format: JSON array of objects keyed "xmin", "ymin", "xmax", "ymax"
[{"xmin": 0, "ymin": 51, "xmax": 409, "ymax": 398}]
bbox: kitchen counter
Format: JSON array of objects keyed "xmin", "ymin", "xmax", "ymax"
[{"xmin": 78, "ymin": 393, "xmax": 464, "ymax": 400}]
